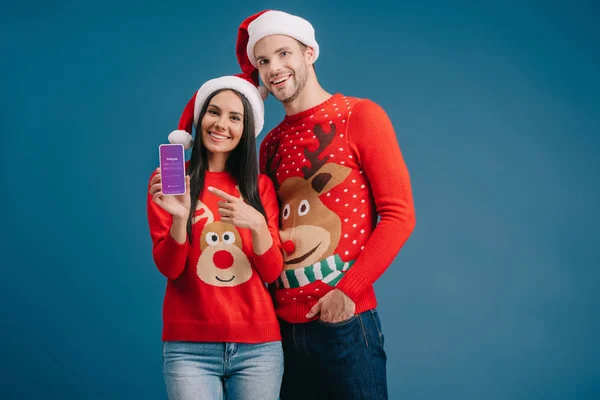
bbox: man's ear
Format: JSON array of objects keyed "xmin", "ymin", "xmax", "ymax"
[{"xmin": 305, "ymin": 46, "xmax": 316, "ymax": 64}]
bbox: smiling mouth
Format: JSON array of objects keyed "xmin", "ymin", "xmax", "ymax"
[
  {"xmin": 216, "ymin": 275, "xmax": 235, "ymax": 282},
  {"xmin": 208, "ymin": 131, "xmax": 230, "ymax": 141},
  {"xmin": 285, "ymin": 242, "xmax": 321, "ymax": 265},
  {"xmin": 270, "ymin": 74, "xmax": 292, "ymax": 87}
]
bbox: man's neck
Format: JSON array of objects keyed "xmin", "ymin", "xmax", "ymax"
[{"xmin": 283, "ymin": 79, "xmax": 332, "ymax": 116}]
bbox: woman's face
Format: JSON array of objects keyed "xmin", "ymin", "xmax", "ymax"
[{"xmin": 200, "ymin": 90, "xmax": 244, "ymax": 156}]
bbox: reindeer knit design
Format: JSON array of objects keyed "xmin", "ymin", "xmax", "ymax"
[
  {"xmin": 147, "ymin": 170, "xmax": 284, "ymax": 343},
  {"xmin": 259, "ymin": 93, "xmax": 416, "ymax": 324}
]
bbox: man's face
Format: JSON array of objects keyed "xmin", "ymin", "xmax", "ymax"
[{"xmin": 254, "ymin": 34, "xmax": 312, "ymax": 104}]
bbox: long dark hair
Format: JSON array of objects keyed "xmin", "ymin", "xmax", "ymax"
[{"xmin": 186, "ymin": 88, "xmax": 266, "ymax": 241}]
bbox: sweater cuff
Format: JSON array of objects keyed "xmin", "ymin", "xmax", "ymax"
[
  {"xmin": 163, "ymin": 232, "xmax": 189, "ymax": 258},
  {"xmin": 336, "ymin": 270, "xmax": 370, "ymax": 303},
  {"xmin": 253, "ymin": 244, "xmax": 283, "ymax": 283},
  {"xmin": 253, "ymin": 244, "xmax": 281, "ymax": 267}
]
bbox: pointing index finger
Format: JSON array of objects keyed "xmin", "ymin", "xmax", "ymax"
[{"xmin": 207, "ymin": 186, "xmax": 237, "ymax": 202}]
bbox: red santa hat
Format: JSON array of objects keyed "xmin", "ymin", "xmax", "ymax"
[
  {"xmin": 167, "ymin": 73, "xmax": 267, "ymax": 150},
  {"xmin": 237, "ymin": 10, "xmax": 320, "ymax": 68}
]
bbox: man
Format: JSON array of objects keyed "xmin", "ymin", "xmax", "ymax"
[{"xmin": 234, "ymin": 10, "xmax": 416, "ymax": 400}]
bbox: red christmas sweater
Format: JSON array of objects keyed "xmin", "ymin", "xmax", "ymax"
[
  {"xmin": 259, "ymin": 93, "xmax": 416, "ymax": 323},
  {"xmin": 147, "ymin": 170, "xmax": 283, "ymax": 343}
]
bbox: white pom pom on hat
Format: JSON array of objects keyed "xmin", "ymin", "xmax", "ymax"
[
  {"xmin": 257, "ymin": 85, "xmax": 269, "ymax": 101},
  {"xmin": 167, "ymin": 129, "xmax": 194, "ymax": 150}
]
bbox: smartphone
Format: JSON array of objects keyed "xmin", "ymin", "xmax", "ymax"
[{"xmin": 159, "ymin": 144, "xmax": 186, "ymax": 195}]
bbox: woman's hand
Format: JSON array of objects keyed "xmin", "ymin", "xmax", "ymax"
[
  {"xmin": 208, "ymin": 186, "xmax": 266, "ymax": 232},
  {"xmin": 149, "ymin": 167, "xmax": 191, "ymax": 220}
]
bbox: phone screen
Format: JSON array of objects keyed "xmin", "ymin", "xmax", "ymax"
[{"xmin": 159, "ymin": 144, "xmax": 186, "ymax": 195}]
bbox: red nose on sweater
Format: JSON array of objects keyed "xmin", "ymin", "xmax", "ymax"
[
  {"xmin": 213, "ymin": 250, "xmax": 234, "ymax": 269},
  {"xmin": 282, "ymin": 240, "xmax": 296, "ymax": 254}
]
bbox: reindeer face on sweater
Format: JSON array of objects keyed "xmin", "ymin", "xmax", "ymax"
[
  {"xmin": 192, "ymin": 197, "xmax": 253, "ymax": 287},
  {"xmin": 267, "ymin": 123, "xmax": 351, "ymax": 270},
  {"xmin": 279, "ymin": 163, "xmax": 350, "ymax": 269}
]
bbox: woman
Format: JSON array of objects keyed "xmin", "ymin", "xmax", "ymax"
[{"xmin": 147, "ymin": 73, "xmax": 283, "ymax": 400}]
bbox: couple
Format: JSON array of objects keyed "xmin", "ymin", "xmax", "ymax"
[{"xmin": 147, "ymin": 9, "xmax": 416, "ymax": 400}]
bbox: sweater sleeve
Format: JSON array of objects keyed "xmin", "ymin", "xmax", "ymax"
[
  {"xmin": 336, "ymin": 99, "xmax": 416, "ymax": 301},
  {"xmin": 146, "ymin": 170, "xmax": 189, "ymax": 280},
  {"xmin": 252, "ymin": 174, "xmax": 284, "ymax": 284}
]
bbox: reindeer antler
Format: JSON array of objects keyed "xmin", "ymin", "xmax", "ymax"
[
  {"xmin": 302, "ymin": 123, "xmax": 336, "ymax": 179},
  {"xmin": 265, "ymin": 141, "xmax": 282, "ymax": 191},
  {"xmin": 192, "ymin": 200, "xmax": 214, "ymax": 225}
]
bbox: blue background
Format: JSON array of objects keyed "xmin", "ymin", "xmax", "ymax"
[{"xmin": 2, "ymin": 0, "xmax": 598, "ymax": 398}]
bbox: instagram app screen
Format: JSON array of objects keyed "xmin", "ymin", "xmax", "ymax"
[{"xmin": 159, "ymin": 144, "xmax": 186, "ymax": 195}]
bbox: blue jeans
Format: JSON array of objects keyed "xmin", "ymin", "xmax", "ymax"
[
  {"xmin": 162, "ymin": 341, "xmax": 284, "ymax": 400},
  {"xmin": 279, "ymin": 309, "xmax": 387, "ymax": 400}
]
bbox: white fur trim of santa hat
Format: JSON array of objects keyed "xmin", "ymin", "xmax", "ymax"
[
  {"xmin": 246, "ymin": 10, "xmax": 319, "ymax": 68},
  {"xmin": 193, "ymin": 76, "xmax": 265, "ymax": 136}
]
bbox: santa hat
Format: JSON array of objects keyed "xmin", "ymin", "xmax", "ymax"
[
  {"xmin": 238, "ymin": 10, "xmax": 319, "ymax": 68},
  {"xmin": 167, "ymin": 73, "xmax": 267, "ymax": 150}
]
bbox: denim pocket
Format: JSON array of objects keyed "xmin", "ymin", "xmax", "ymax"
[
  {"xmin": 317, "ymin": 314, "xmax": 358, "ymax": 327},
  {"xmin": 369, "ymin": 309, "xmax": 384, "ymax": 347}
]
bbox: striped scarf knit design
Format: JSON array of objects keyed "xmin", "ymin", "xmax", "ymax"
[{"xmin": 277, "ymin": 254, "xmax": 355, "ymax": 289}]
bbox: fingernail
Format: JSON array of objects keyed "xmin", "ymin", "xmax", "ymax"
[{"xmin": 207, "ymin": 186, "xmax": 213, "ymax": 191}]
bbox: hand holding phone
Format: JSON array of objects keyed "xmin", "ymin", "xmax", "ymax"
[
  {"xmin": 149, "ymin": 144, "xmax": 191, "ymax": 219},
  {"xmin": 149, "ymin": 168, "xmax": 191, "ymax": 219}
]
